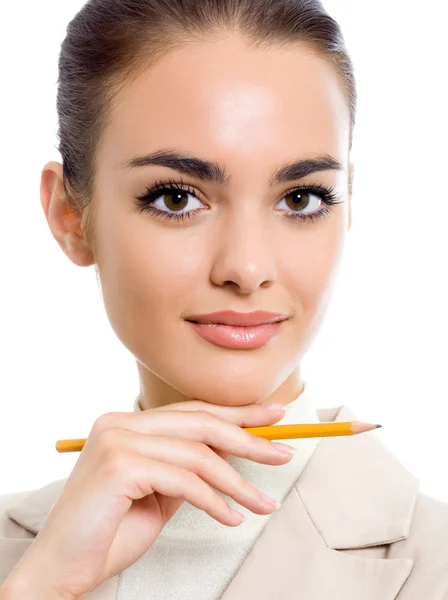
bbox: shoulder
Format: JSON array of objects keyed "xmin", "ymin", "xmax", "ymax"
[
  {"xmin": 390, "ymin": 490, "xmax": 448, "ymax": 597},
  {"xmin": 411, "ymin": 491, "xmax": 448, "ymax": 551},
  {"xmin": 412, "ymin": 490, "xmax": 448, "ymax": 529},
  {"xmin": 408, "ymin": 490, "xmax": 448, "ymax": 551}
]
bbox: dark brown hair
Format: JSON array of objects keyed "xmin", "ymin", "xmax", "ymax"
[{"xmin": 56, "ymin": 0, "xmax": 357, "ymax": 257}]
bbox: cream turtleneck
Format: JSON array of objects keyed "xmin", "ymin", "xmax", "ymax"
[{"xmin": 117, "ymin": 382, "xmax": 323, "ymax": 599}]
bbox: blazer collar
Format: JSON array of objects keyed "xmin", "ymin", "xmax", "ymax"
[
  {"xmin": 297, "ymin": 404, "xmax": 419, "ymax": 550},
  {"xmin": 221, "ymin": 404, "xmax": 419, "ymax": 600},
  {"xmin": 5, "ymin": 404, "xmax": 419, "ymax": 600}
]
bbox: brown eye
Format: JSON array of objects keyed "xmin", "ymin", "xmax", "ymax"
[
  {"xmin": 284, "ymin": 190, "xmax": 312, "ymax": 211},
  {"xmin": 135, "ymin": 182, "xmax": 204, "ymax": 219},
  {"xmin": 164, "ymin": 191, "xmax": 189, "ymax": 211}
]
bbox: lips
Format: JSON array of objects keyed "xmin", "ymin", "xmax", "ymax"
[
  {"xmin": 185, "ymin": 310, "xmax": 289, "ymax": 327},
  {"xmin": 185, "ymin": 310, "xmax": 290, "ymax": 350}
]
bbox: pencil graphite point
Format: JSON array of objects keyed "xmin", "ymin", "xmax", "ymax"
[{"xmin": 375, "ymin": 424, "xmax": 382, "ymax": 428}]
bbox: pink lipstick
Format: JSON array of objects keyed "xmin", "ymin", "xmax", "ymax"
[{"xmin": 185, "ymin": 310, "xmax": 289, "ymax": 350}]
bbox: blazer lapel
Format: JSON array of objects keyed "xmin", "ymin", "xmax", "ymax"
[
  {"xmin": 4, "ymin": 405, "xmax": 419, "ymax": 600},
  {"xmin": 221, "ymin": 405, "xmax": 419, "ymax": 600}
]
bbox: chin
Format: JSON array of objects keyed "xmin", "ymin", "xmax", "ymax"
[{"xmin": 183, "ymin": 376, "xmax": 279, "ymax": 407}]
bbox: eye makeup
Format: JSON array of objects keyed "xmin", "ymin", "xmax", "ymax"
[{"xmin": 134, "ymin": 176, "xmax": 343, "ymax": 224}]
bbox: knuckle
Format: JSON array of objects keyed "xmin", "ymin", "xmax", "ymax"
[
  {"xmin": 103, "ymin": 447, "xmax": 129, "ymax": 477},
  {"xmin": 96, "ymin": 428, "xmax": 124, "ymax": 458},
  {"xmin": 192, "ymin": 442, "xmax": 215, "ymax": 465},
  {"xmin": 179, "ymin": 467, "xmax": 200, "ymax": 489},
  {"xmin": 196, "ymin": 410, "xmax": 214, "ymax": 431},
  {"xmin": 244, "ymin": 429, "xmax": 265, "ymax": 449},
  {"xmin": 237, "ymin": 430, "xmax": 268, "ymax": 460},
  {"xmin": 92, "ymin": 412, "xmax": 118, "ymax": 434}
]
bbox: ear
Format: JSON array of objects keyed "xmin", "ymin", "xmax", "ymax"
[{"xmin": 40, "ymin": 161, "xmax": 95, "ymax": 267}]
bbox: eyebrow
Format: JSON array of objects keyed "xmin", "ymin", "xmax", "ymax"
[{"xmin": 118, "ymin": 148, "xmax": 344, "ymax": 186}]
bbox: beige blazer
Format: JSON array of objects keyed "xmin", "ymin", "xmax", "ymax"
[{"xmin": 1, "ymin": 404, "xmax": 448, "ymax": 600}]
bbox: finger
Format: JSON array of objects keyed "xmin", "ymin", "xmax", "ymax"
[
  {"xmin": 92, "ymin": 411, "xmax": 293, "ymax": 466},
  {"xmin": 93, "ymin": 400, "xmax": 287, "ymax": 436},
  {"xmin": 149, "ymin": 399, "xmax": 288, "ymax": 428},
  {"xmin": 128, "ymin": 456, "xmax": 246, "ymax": 527},
  {"xmin": 118, "ymin": 431, "xmax": 283, "ymax": 515}
]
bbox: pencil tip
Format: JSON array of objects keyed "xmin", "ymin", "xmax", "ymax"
[{"xmin": 376, "ymin": 424, "xmax": 382, "ymax": 428}]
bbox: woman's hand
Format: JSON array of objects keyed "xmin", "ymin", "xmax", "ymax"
[{"xmin": 3, "ymin": 400, "xmax": 295, "ymax": 599}]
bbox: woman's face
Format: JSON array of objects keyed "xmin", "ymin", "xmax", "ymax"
[{"xmin": 43, "ymin": 35, "xmax": 352, "ymax": 407}]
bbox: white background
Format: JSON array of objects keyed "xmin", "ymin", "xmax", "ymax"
[{"xmin": 0, "ymin": 0, "xmax": 447, "ymax": 502}]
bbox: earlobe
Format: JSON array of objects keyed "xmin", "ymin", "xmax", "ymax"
[{"xmin": 40, "ymin": 161, "xmax": 95, "ymax": 267}]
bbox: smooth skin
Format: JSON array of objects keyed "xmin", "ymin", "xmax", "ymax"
[
  {"xmin": 3, "ymin": 402, "xmax": 294, "ymax": 599},
  {"xmin": 2, "ymin": 35, "xmax": 353, "ymax": 599}
]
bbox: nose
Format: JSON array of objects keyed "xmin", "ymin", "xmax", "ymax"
[{"xmin": 209, "ymin": 207, "xmax": 277, "ymax": 294}]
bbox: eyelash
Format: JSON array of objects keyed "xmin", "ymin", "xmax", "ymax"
[{"xmin": 134, "ymin": 176, "xmax": 343, "ymax": 224}]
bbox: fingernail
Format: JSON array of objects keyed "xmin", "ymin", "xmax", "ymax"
[
  {"xmin": 264, "ymin": 403, "xmax": 292, "ymax": 412},
  {"xmin": 271, "ymin": 442, "xmax": 297, "ymax": 455},
  {"xmin": 259, "ymin": 492, "xmax": 282, "ymax": 509}
]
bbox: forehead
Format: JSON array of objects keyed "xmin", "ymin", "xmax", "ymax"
[{"xmin": 99, "ymin": 37, "xmax": 350, "ymax": 176}]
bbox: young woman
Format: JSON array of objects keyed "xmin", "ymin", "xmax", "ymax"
[{"xmin": 1, "ymin": 0, "xmax": 447, "ymax": 599}]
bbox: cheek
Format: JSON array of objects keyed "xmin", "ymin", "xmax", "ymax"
[
  {"xmin": 283, "ymin": 223, "xmax": 345, "ymax": 317},
  {"xmin": 96, "ymin": 214, "xmax": 207, "ymax": 336}
]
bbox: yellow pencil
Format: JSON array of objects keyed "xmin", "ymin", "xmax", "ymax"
[
  {"xmin": 243, "ymin": 421, "xmax": 381, "ymax": 440},
  {"xmin": 55, "ymin": 421, "xmax": 381, "ymax": 453}
]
